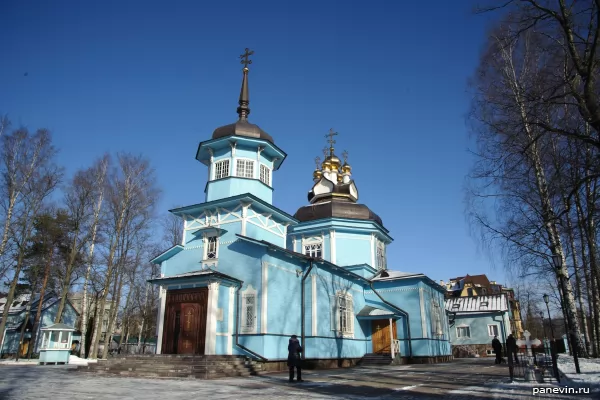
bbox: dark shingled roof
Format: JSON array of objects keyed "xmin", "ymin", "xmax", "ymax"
[
  {"xmin": 294, "ymin": 200, "xmax": 383, "ymax": 226},
  {"xmin": 212, "ymin": 120, "xmax": 274, "ymax": 144}
]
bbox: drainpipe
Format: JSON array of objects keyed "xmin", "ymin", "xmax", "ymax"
[
  {"xmin": 235, "ymin": 281, "xmax": 267, "ymax": 361},
  {"xmin": 368, "ymin": 280, "xmax": 413, "ymax": 359},
  {"xmin": 300, "ymin": 259, "xmax": 315, "ymax": 359}
]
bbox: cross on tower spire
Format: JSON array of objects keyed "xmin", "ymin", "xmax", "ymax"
[
  {"xmin": 237, "ymin": 48, "xmax": 254, "ymax": 120},
  {"xmin": 342, "ymin": 150, "xmax": 349, "ymax": 164},
  {"xmin": 239, "ymin": 48, "xmax": 254, "ymax": 69},
  {"xmin": 325, "ymin": 128, "xmax": 338, "ymax": 148},
  {"xmin": 314, "ymin": 156, "xmax": 321, "ymax": 169}
]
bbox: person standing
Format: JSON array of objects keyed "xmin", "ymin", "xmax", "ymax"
[
  {"xmin": 287, "ymin": 335, "xmax": 303, "ymax": 382},
  {"xmin": 506, "ymin": 334, "xmax": 519, "ymax": 365},
  {"xmin": 492, "ymin": 335, "xmax": 502, "ymax": 364}
]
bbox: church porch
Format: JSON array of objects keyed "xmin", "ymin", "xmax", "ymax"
[{"xmin": 148, "ymin": 270, "xmax": 242, "ymax": 357}]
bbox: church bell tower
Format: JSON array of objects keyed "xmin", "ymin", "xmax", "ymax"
[{"xmin": 195, "ymin": 48, "xmax": 286, "ymax": 205}]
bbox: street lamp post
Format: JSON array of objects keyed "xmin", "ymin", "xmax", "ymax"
[
  {"xmin": 540, "ymin": 311, "xmax": 546, "ymax": 340},
  {"xmin": 551, "ymin": 254, "xmax": 581, "ymax": 374},
  {"xmin": 543, "ymin": 294, "xmax": 555, "ymax": 339}
]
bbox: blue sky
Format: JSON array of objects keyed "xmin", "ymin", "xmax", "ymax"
[{"xmin": 0, "ymin": 0, "xmax": 508, "ymax": 285}]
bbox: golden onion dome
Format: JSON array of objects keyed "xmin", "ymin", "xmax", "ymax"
[
  {"xmin": 342, "ymin": 163, "xmax": 352, "ymax": 174},
  {"xmin": 337, "ymin": 174, "xmax": 343, "ymax": 183},
  {"xmin": 313, "ymin": 169, "xmax": 322, "ymax": 180},
  {"xmin": 321, "ymin": 158, "xmax": 332, "ymax": 170}
]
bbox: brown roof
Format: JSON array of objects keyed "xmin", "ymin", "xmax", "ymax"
[{"xmin": 450, "ymin": 274, "xmax": 491, "ymax": 287}]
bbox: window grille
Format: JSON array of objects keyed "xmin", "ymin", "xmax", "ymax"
[
  {"xmin": 214, "ymin": 160, "xmax": 230, "ymax": 179},
  {"xmin": 236, "ymin": 159, "xmax": 254, "ymax": 178},
  {"xmin": 206, "ymin": 236, "xmax": 218, "ymax": 259},
  {"xmin": 260, "ymin": 164, "xmax": 270, "ymax": 185}
]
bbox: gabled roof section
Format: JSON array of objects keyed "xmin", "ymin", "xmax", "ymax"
[
  {"xmin": 235, "ymin": 234, "xmax": 370, "ymax": 283},
  {"xmin": 150, "ymin": 245, "xmax": 184, "ymax": 265},
  {"xmin": 445, "ymin": 294, "xmax": 508, "ymax": 314},
  {"xmin": 169, "ymin": 193, "xmax": 298, "ymax": 224},
  {"xmin": 42, "ymin": 323, "xmax": 75, "ymax": 331},
  {"xmin": 147, "ymin": 269, "xmax": 242, "ymax": 285},
  {"xmin": 372, "ymin": 270, "xmax": 425, "ymax": 281}
]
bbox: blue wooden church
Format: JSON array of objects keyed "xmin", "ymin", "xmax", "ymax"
[{"xmin": 149, "ymin": 50, "xmax": 451, "ymax": 366}]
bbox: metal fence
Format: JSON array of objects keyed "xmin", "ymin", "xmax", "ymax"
[{"xmin": 508, "ymin": 344, "xmax": 560, "ymax": 383}]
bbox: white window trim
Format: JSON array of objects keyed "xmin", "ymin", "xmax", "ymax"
[
  {"xmin": 259, "ymin": 163, "xmax": 272, "ymax": 186},
  {"xmin": 241, "ymin": 285, "xmax": 257, "ymax": 334},
  {"xmin": 331, "ymin": 291, "xmax": 354, "ymax": 338},
  {"xmin": 456, "ymin": 325, "xmax": 471, "ymax": 338},
  {"xmin": 302, "ymin": 236, "xmax": 323, "ymax": 259},
  {"xmin": 235, "ymin": 158, "xmax": 256, "ymax": 179},
  {"xmin": 213, "ymin": 159, "xmax": 230, "ymax": 180},
  {"xmin": 203, "ymin": 234, "xmax": 219, "ymax": 261},
  {"xmin": 487, "ymin": 324, "xmax": 499, "ymax": 337}
]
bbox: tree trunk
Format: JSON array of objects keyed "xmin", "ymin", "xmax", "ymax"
[
  {"xmin": 26, "ymin": 247, "xmax": 53, "ymax": 357},
  {"xmin": 0, "ymin": 249, "xmax": 27, "ymax": 349},
  {"xmin": 103, "ymin": 267, "xmax": 125, "ymax": 359},
  {"xmin": 0, "ymin": 197, "xmax": 16, "ymax": 260},
  {"xmin": 54, "ymin": 228, "xmax": 81, "ymax": 323},
  {"xmin": 564, "ymin": 198, "xmax": 591, "ymax": 356},
  {"xmin": 574, "ymin": 188, "xmax": 599, "ymax": 357}
]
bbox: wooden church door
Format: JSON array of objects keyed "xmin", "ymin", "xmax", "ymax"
[
  {"xmin": 178, "ymin": 303, "xmax": 201, "ymax": 354},
  {"xmin": 162, "ymin": 288, "xmax": 208, "ymax": 354},
  {"xmin": 371, "ymin": 319, "xmax": 397, "ymax": 354}
]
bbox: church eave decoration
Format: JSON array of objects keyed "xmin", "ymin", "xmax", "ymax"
[{"xmin": 169, "ymin": 193, "xmax": 298, "ymax": 224}]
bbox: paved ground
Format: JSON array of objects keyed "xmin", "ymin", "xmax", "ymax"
[{"xmin": 0, "ymin": 358, "xmax": 596, "ymax": 399}]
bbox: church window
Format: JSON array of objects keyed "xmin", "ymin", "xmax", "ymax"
[
  {"xmin": 304, "ymin": 242, "xmax": 322, "ymax": 258},
  {"xmin": 487, "ymin": 324, "xmax": 499, "ymax": 337},
  {"xmin": 214, "ymin": 160, "xmax": 230, "ymax": 179},
  {"xmin": 236, "ymin": 159, "xmax": 254, "ymax": 178},
  {"xmin": 331, "ymin": 292, "xmax": 354, "ymax": 336},
  {"xmin": 204, "ymin": 235, "xmax": 218, "ymax": 260},
  {"xmin": 456, "ymin": 325, "xmax": 471, "ymax": 338},
  {"xmin": 260, "ymin": 164, "xmax": 270, "ymax": 186},
  {"xmin": 241, "ymin": 285, "xmax": 257, "ymax": 333},
  {"xmin": 376, "ymin": 241, "xmax": 386, "ymax": 270}
]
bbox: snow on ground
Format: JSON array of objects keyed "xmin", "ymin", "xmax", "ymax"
[{"xmin": 557, "ymin": 354, "xmax": 600, "ymax": 391}]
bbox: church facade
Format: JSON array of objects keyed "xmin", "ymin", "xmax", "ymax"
[{"xmin": 149, "ymin": 50, "xmax": 451, "ymax": 365}]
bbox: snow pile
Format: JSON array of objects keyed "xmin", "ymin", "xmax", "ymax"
[
  {"xmin": 68, "ymin": 355, "xmax": 98, "ymax": 366},
  {"xmin": 557, "ymin": 355, "xmax": 600, "ymax": 391}
]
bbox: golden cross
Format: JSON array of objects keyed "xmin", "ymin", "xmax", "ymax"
[
  {"xmin": 314, "ymin": 156, "xmax": 321, "ymax": 169},
  {"xmin": 240, "ymin": 48, "xmax": 254, "ymax": 68},
  {"xmin": 185, "ymin": 309, "xmax": 193, "ymax": 330},
  {"xmin": 322, "ymin": 147, "xmax": 329, "ymax": 158},
  {"xmin": 325, "ymin": 128, "xmax": 338, "ymax": 147}
]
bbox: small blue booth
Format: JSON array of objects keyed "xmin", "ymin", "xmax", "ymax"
[{"xmin": 38, "ymin": 323, "xmax": 74, "ymax": 365}]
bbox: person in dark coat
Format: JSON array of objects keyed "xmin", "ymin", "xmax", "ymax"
[
  {"xmin": 506, "ymin": 334, "xmax": 519, "ymax": 364},
  {"xmin": 287, "ymin": 335, "xmax": 303, "ymax": 382},
  {"xmin": 492, "ymin": 336, "xmax": 502, "ymax": 364}
]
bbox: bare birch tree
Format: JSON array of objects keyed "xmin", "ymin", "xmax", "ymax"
[
  {"xmin": 0, "ymin": 128, "xmax": 61, "ymax": 348},
  {"xmin": 89, "ymin": 153, "xmax": 159, "ymax": 359}
]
